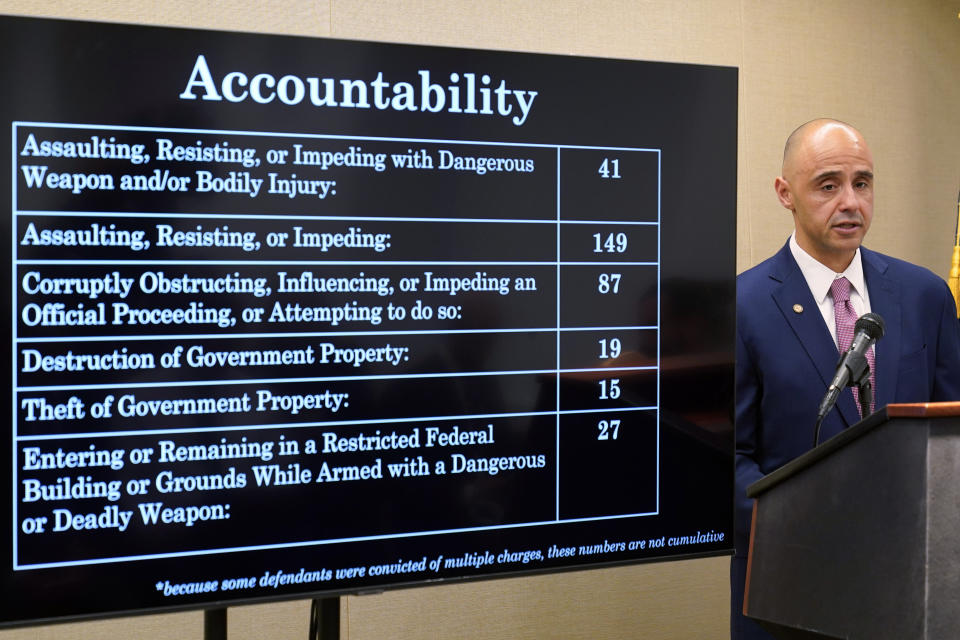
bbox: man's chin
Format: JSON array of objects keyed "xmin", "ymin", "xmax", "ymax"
[{"xmin": 828, "ymin": 231, "xmax": 865, "ymax": 251}]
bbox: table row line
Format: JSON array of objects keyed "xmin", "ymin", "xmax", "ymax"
[
  {"xmin": 16, "ymin": 124, "xmax": 659, "ymax": 220},
  {"xmin": 14, "ymin": 215, "xmax": 659, "ymax": 261},
  {"xmin": 15, "ymin": 372, "xmax": 658, "ymax": 436},
  {"xmin": 14, "ymin": 410, "xmax": 658, "ymax": 567},
  {"xmin": 14, "ymin": 265, "xmax": 661, "ymax": 338},
  {"xmin": 17, "ymin": 329, "xmax": 656, "ymax": 386}
]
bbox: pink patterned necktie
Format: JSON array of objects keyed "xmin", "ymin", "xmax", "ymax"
[{"xmin": 830, "ymin": 276, "xmax": 875, "ymax": 416}]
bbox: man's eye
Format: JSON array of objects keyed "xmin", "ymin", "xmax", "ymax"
[{"xmin": 822, "ymin": 184, "xmax": 836, "ymax": 191}]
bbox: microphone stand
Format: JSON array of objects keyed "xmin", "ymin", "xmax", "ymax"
[
  {"xmin": 856, "ymin": 379, "xmax": 873, "ymax": 420},
  {"xmin": 850, "ymin": 355, "xmax": 873, "ymax": 420},
  {"xmin": 813, "ymin": 352, "xmax": 871, "ymax": 447},
  {"xmin": 813, "ymin": 312, "xmax": 885, "ymax": 447}
]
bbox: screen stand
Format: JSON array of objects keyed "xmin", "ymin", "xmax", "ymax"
[
  {"xmin": 204, "ymin": 607, "xmax": 227, "ymax": 640},
  {"xmin": 309, "ymin": 597, "xmax": 340, "ymax": 640}
]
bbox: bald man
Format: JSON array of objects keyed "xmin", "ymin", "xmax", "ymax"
[{"xmin": 731, "ymin": 119, "xmax": 960, "ymax": 639}]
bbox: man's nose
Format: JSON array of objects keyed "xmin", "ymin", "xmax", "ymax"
[{"xmin": 838, "ymin": 183, "xmax": 861, "ymax": 212}]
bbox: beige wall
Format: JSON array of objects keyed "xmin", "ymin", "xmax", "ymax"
[{"xmin": 1, "ymin": 1, "xmax": 957, "ymax": 638}]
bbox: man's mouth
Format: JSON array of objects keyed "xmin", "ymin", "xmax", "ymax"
[{"xmin": 833, "ymin": 220, "xmax": 861, "ymax": 230}]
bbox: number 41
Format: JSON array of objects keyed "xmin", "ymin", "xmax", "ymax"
[{"xmin": 598, "ymin": 158, "xmax": 621, "ymax": 179}]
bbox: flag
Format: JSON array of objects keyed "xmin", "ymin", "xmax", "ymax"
[{"xmin": 950, "ymin": 189, "xmax": 960, "ymax": 318}]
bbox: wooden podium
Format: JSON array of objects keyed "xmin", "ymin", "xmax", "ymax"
[{"xmin": 743, "ymin": 402, "xmax": 960, "ymax": 639}]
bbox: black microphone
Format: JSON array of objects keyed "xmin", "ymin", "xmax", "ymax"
[{"xmin": 813, "ymin": 312, "xmax": 885, "ymax": 445}]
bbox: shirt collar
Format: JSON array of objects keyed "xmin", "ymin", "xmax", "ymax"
[{"xmin": 789, "ymin": 232, "xmax": 867, "ymax": 304}]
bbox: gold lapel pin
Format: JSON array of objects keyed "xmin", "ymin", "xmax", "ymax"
[{"xmin": 793, "ymin": 304, "xmax": 804, "ymax": 314}]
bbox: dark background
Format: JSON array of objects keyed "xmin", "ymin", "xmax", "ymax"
[{"xmin": 0, "ymin": 14, "xmax": 736, "ymax": 626}]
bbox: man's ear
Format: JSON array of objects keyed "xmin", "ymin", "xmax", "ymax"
[{"xmin": 774, "ymin": 176, "xmax": 794, "ymax": 211}]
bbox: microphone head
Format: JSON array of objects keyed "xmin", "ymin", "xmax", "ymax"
[{"xmin": 855, "ymin": 312, "xmax": 886, "ymax": 339}]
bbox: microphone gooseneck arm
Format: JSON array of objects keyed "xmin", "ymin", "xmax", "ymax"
[{"xmin": 812, "ymin": 312, "xmax": 885, "ymax": 447}]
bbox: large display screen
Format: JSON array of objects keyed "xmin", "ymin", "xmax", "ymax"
[{"xmin": 1, "ymin": 15, "xmax": 736, "ymax": 626}]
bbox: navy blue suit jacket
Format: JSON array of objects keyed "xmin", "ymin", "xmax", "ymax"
[{"xmin": 731, "ymin": 241, "xmax": 960, "ymax": 639}]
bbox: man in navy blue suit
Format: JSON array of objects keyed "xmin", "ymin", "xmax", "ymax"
[{"xmin": 731, "ymin": 119, "xmax": 960, "ymax": 639}]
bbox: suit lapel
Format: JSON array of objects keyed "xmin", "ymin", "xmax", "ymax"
[
  {"xmin": 768, "ymin": 245, "xmax": 861, "ymax": 428},
  {"xmin": 861, "ymin": 248, "xmax": 901, "ymax": 408}
]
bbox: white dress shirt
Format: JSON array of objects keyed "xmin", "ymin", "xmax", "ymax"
[{"xmin": 789, "ymin": 232, "xmax": 872, "ymax": 350}]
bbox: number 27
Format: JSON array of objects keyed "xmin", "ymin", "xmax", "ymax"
[{"xmin": 598, "ymin": 419, "xmax": 621, "ymax": 440}]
